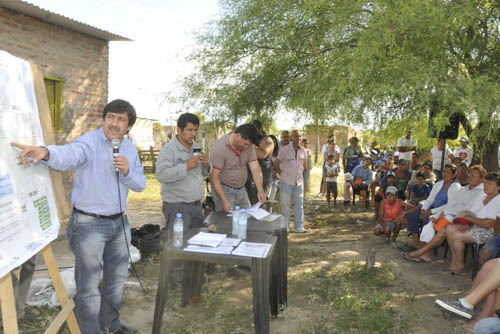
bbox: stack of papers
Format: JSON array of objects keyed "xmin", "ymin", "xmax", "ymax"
[
  {"xmin": 183, "ymin": 232, "xmax": 271, "ymax": 258},
  {"xmin": 187, "ymin": 232, "xmax": 226, "ymax": 248},
  {"xmin": 232, "ymin": 242, "xmax": 272, "ymax": 258},
  {"xmin": 227, "ymin": 202, "xmax": 270, "ymax": 220},
  {"xmin": 184, "ymin": 244, "xmax": 234, "ymax": 255}
]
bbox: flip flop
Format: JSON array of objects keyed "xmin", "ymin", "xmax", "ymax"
[{"xmin": 403, "ymin": 252, "xmax": 431, "ymax": 263}]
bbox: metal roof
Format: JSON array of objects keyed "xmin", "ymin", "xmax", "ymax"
[{"xmin": 0, "ymin": 0, "xmax": 131, "ymax": 41}]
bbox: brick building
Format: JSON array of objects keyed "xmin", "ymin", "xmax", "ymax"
[{"xmin": 0, "ymin": 1, "xmax": 129, "ymax": 144}]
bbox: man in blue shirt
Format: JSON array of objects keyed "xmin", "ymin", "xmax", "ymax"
[
  {"xmin": 351, "ymin": 158, "xmax": 373, "ymax": 209},
  {"xmin": 12, "ymin": 99, "xmax": 146, "ymax": 334}
]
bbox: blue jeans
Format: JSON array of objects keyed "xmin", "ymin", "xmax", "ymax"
[
  {"xmin": 475, "ymin": 317, "xmax": 500, "ymax": 334},
  {"xmin": 279, "ymin": 181, "xmax": 304, "ymax": 230},
  {"xmin": 67, "ymin": 212, "xmax": 131, "ymax": 334}
]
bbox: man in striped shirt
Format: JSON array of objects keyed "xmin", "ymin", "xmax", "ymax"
[{"xmin": 209, "ymin": 124, "xmax": 266, "ymax": 213}]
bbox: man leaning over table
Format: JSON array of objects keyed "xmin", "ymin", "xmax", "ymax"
[{"xmin": 209, "ymin": 123, "xmax": 266, "ymax": 213}]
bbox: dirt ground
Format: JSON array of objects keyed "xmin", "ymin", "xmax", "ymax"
[
  {"xmin": 21, "ymin": 172, "xmax": 478, "ymax": 334},
  {"xmin": 117, "ymin": 195, "xmax": 476, "ymax": 334}
]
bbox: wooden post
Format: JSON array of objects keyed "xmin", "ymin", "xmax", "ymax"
[
  {"xmin": 0, "ymin": 273, "xmax": 19, "ymax": 334},
  {"xmin": 41, "ymin": 245, "xmax": 80, "ymax": 334},
  {"xmin": 149, "ymin": 146, "xmax": 156, "ymax": 173}
]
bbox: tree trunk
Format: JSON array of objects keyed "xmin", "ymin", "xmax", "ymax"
[{"xmin": 481, "ymin": 139, "xmax": 499, "ymax": 172}]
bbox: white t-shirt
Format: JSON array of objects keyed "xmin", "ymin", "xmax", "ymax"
[
  {"xmin": 453, "ymin": 147, "xmax": 473, "ymax": 166},
  {"xmin": 325, "ymin": 163, "xmax": 339, "ymax": 182},
  {"xmin": 471, "ymin": 194, "xmax": 500, "ymax": 220},
  {"xmin": 322, "ymin": 144, "xmax": 340, "ymax": 160},
  {"xmin": 397, "ymin": 137, "xmax": 417, "ymax": 161},
  {"xmin": 431, "ymin": 146, "xmax": 452, "ymax": 171}
]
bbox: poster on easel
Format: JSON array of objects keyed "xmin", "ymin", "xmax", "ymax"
[{"xmin": 0, "ymin": 50, "xmax": 60, "ymax": 279}]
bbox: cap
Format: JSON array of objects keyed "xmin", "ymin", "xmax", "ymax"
[
  {"xmin": 386, "ymin": 171, "xmax": 396, "ymax": 178},
  {"xmin": 397, "ymin": 159, "xmax": 407, "ymax": 165},
  {"xmin": 386, "ymin": 186, "xmax": 398, "ymax": 195},
  {"xmin": 459, "ymin": 136, "xmax": 468, "ymax": 142},
  {"xmin": 344, "ymin": 173, "xmax": 353, "ymax": 181},
  {"xmin": 364, "ymin": 157, "xmax": 373, "ymax": 163}
]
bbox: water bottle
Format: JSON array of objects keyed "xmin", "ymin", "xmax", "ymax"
[
  {"xmin": 173, "ymin": 213, "xmax": 183, "ymax": 248},
  {"xmin": 237, "ymin": 209, "xmax": 248, "ymax": 240},
  {"xmin": 232, "ymin": 206, "xmax": 241, "ymax": 236}
]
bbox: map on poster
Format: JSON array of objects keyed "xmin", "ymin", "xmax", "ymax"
[{"xmin": 0, "ymin": 50, "xmax": 59, "ymax": 278}]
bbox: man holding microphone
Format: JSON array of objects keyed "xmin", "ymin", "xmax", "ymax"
[{"xmin": 11, "ymin": 99, "xmax": 145, "ymax": 334}]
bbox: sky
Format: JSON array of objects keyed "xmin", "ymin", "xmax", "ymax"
[
  {"xmin": 29, "ymin": 0, "xmax": 303, "ymax": 128},
  {"xmin": 29, "ymin": 0, "xmax": 219, "ymax": 124}
]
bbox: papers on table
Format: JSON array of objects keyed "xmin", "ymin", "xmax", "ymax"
[
  {"xmin": 245, "ymin": 202, "xmax": 270, "ymax": 219},
  {"xmin": 187, "ymin": 232, "xmax": 226, "ymax": 248},
  {"xmin": 183, "ymin": 232, "xmax": 271, "ymax": 258},
  {"xmin": 184, "ymin": 244, "xmax": 234, "ymax": 255},
  {"xmin": 232, "ymin": 242, "xmax": 272, "ymax": 258},
  {"xmin": 227, "ymin": 202, "xmax": 269, "ymax": 219}
]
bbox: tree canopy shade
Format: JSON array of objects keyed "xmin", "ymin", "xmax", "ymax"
[{"xmin": 182, "ymin": 0, "xmax": 500, "ymax": 170}]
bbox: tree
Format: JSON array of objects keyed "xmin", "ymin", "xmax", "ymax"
[{"xmin": 183, "ymin": 0, "xmax": 500, "ymax": 170}]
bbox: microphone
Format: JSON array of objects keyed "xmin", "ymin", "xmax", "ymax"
[{"xmin": 111, "ymin": 139, "xmax": 120, "ymax": 174}]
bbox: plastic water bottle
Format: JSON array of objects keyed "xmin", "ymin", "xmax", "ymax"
[
  {"xmin": 232, "ymin": 206, "xmax": 241, "ymax": 236},
  {"xmin": 237, "ymin": 209, "xmax": 248, "ymax": 240},
  {"xmin": 173, "ymin": 213, "xmax": 183, "ymax": 248}
]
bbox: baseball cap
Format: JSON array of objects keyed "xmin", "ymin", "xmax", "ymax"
[
  {"xmin": 344, "ymin": 173, "xmax": 353, "ymax": 181},
  {"xmin": 459, "ymin": 136, "xmax": 468, "ymax": 142},
  {"xmin": 386, "ymin": 186, "xmax": 398, "ymax": 195},
  {"xmin": 386, "ymin": 171, "xmax": 396, "ymax": 178}
]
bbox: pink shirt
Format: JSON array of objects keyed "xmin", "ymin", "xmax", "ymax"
[{"xmin": 277, "ymin": 143, "xmax": 307, "ymax": 186}]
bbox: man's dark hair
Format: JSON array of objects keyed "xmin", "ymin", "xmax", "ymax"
[
  {"xmin": 416, "ymin": 172, "xmax": 426, "ymax": 179},
  {"xmin": 235, "ymin": 124, "xmax": 259, "ymax": 145},
  {"xmin": 250, "ymin": 119, "xmax": 263, "ymax": 130},
  {"xmin": 177, "ymin": 113, "xmax": 200, "ymax": 131},
  {"xmin": 327, "ymin": 154, "xmax": 335, "ymax": 160},
  {"xmin": 103, "ymin": 99, "xmax": 137, "ymax": 127},
  {"xmin": 423, "ymin": 162, "xmax": 432, "ymax": 169}
]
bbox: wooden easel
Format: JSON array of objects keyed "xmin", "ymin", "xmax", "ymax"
[{"xmin": 0, "ymin": 244, "xmax": 80, "ymax": 334}]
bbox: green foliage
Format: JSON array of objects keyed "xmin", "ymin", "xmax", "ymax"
[
  {"xmin": 182, "ymin": 0, "xmax": 500, "ymax": 169},
  {"xmin": 307, "ymin": 261, "xmax": 410, "ymax": 334}
]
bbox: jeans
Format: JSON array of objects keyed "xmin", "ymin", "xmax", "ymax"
[
  {"xmin": 67, "ymin": 211, "xmax": 131, "ymax": 334},
  {"xmin": 475, "ymin": 317, "xmax": 500, "ymax": 334},
  {"xmin": 279, "ymin": 181, "xmax": 304, "ymax": 231},
  {"xmin": 212, "ymin": 185, "xmax": 250, "ymax": 211}
]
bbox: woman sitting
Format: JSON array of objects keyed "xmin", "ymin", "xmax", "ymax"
[
  {"xmin": 404, "ymin": 165, "xmax": 486, "ymax": 266},
  {"xmin": 405, "ymin": 164, "xmax": 460, "ymax": 251},
  {"xmin": 445, "ymin": 172, "xmax": 500, "ymax": 274}
]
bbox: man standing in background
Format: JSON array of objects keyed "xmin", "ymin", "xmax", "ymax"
[
  {"xmin": 397, "ymin": 129, "xmax": 417, "ymax": 167},
  {"xmin": 274, "ymin": 130, "xmax": 307, "ymax": 232}
]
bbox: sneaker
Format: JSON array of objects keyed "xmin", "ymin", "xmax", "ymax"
[
  {"xmin": 110, "ymin": 324, "xmax": 140, "ymax": 334},
  {"xmin": 435, "ymin": 298, "xmax": 473, "ymax": 319},
  {"xmin": 294, "ymin": 227, "xmax": 307, "ymax": 233},
  {"xmin": 390, "ymin": 241, "xmax": 398, "ymax": 249}
]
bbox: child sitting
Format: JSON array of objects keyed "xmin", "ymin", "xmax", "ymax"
[
  {"xmin": 374, "ymin": 171, "xmax": 397, "ymax": 220},
  {"xmin": 343, "ymin": 173, "xmax": 353, "ymax": 210},
  {"xmin": 373, "ymin": 186, "xmax": 417, "ymax": 248},
  {"xmin": 325, "ymin": 155, "xmax": 339, "ymax": 207}
]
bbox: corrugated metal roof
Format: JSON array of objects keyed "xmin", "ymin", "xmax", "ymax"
[{"xmin": 0, "ymin": 0, "xmax": 132, "ymax": 41}]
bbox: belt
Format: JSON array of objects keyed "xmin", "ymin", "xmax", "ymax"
[
  {"xmin": 73, "ymin": 208, "xmax": 123, "ymax": 220},
  {"xmin": 221, "ymin": 183, "xmax": 244, "ymax": 190}
]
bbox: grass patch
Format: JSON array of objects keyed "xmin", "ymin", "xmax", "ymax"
[
  {"xmin": 307, "ymin": 261, "xmax": 410, "ymax": 334},
  {"xmin": 128, "ymin": 174, "xmax": 162, "ymax": 202}
]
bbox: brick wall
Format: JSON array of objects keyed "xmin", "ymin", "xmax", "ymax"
[{"xmin": 0, "ymin": 7, "xmax": 109, "ymax": 144}]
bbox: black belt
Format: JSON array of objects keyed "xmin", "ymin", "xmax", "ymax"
[
  {"xmin": 221, "ymin": 183, "xmax": 243, "ymax": 190},
  {"xmin": 73, "ymin": 208, "xmax": 123, "ymax": 220}
]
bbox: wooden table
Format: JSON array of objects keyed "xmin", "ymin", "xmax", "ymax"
[
  {"xmin": 205, "ymin": 211, "xmax": 288, "ymax": 313},
  {"xmin": 152, "ymin": 229, "xmax": 277, "ymax": 334}
]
